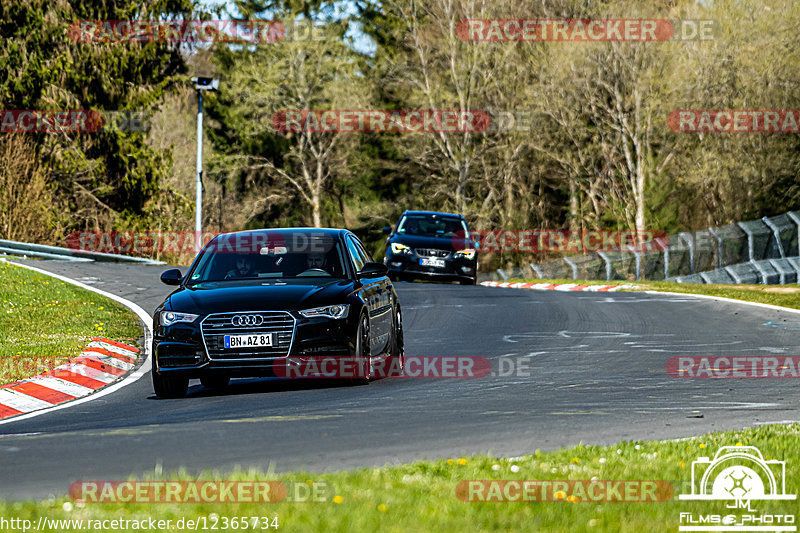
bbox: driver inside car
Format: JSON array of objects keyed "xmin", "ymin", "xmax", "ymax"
[
  {"xmin": 404, "ymin": 220, "xmax": 420, "ymax": 235},
  {"xmin": 305, "ymin": 252, "xmax": 328, "ymax": 273},
  {"xmin": 225, "ymin": 255, "xmax": 256, "ymax": 280}
]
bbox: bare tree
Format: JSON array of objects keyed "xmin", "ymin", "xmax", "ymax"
[{"xmin": 221, "ymin": 21, "xmax": 367, "ymax": 227}]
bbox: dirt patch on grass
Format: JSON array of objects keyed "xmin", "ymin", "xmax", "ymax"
[{"xmin": 764, "ymin": 287, "xmax": 800, "ymax": 293}]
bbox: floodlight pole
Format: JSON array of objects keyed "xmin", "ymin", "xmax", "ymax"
[
  {"xmin": 191, "ymin": 77, "xmax": 218, "ymax": 253},
  {"xmin": 195, "ymin": 89, "xmax": 204, "ymax": 253}
]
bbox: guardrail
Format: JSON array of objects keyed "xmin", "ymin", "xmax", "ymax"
[
  {"xmin": 0, "ymin": 239, "xmax": 165, "ymax": 265},
  {"xmin": 481, "ymin": 210, "xmax": 800, "ymax": 285}
]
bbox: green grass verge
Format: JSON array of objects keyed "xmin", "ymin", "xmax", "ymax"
[
  {"xmin": 505, "ymin": 277, "xmax": 800, "ymax": 310},
  {"xmin": 0, "ymin": 261, "xmax": 142, "ymax": 383},
  {"xmin": 0, "ymin": 424, "xmax": 797, "ymax": 532}
]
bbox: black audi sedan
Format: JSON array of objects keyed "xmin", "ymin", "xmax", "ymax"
[
  {"xmin": 151, "ymin": 228, "xmax": 404, "ymax": 398},
  {"xmin": 382, "ymin": 210, "xmax": 478, "ymax": 285}
]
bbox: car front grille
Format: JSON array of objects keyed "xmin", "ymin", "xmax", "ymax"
[
  {"xmin": 200, "ymin": 311, "xmax": 295, "ymax": 361},
  {"xmin": 415, "ymin": 248, "xmax": 450, "ymax": 258},
  {"xmin": 157, "ymin": 344, "xmax": 204, "ymax": 368},
  {"xmin": 160, "ymin": 355, "xmax": 203, "ymax": 368}
]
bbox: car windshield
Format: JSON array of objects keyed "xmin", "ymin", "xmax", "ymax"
[
  {"xmin": 397, "ymin": 214, "xmax": 468, "ymax": 238},
  {"xmin": 185, "ymin": 232, "xmax": 348, "ymax": 284}
]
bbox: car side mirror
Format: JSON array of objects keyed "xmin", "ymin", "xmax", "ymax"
[
  {"xmin": 160, "ymin": 269, "xmax": 183, "ymax": 286},
  {"xmin": 382, "ymin": 226, "xmax": 392, "ymax": 235},
  {"xmin": 358, "ymin": 262, "xmax": 388, "ymax": 278}
]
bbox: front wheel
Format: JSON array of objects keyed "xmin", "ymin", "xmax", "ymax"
[
  {"xmin": 152, "ymin": 371, "xmax": 189, "ymax": 398},
  {"xmin": 389, "ymin": 307, "xmax": 405, "ymax": 377},
  {"xmin": 351, "ymin": 313, "xmax": 372, "ymax": 385},
  {"xmin": 460, "ymin": 278, "xmax": 477, "ymax": 285}
]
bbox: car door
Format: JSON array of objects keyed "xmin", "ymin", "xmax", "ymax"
[
  {"xmin": 355, "ymin": 237, "xmax": 393, "ymax": 353},
  {"xmin": 345, "ymin": 235, "xmax": 377, "ymax": 347},
  {"xmin": 346, "ymin": 235, "xmax": 390, "ymax": 354}
]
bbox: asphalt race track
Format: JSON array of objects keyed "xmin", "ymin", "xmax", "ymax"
[{"xmin": 2, "ymin": 260, "xmax": 800, "ymax": 499}]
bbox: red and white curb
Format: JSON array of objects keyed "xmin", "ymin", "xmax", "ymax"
[
  {"xmin": 0, "ymin": 338, "xmax": 141, "ymax": 420},
  {"xmin": 0, "ymin": 259, "xmax": 153, "ymax": 425},
  {"xmin": 480, "ymin": 281, "xmax": 636, "ymax": 292}
]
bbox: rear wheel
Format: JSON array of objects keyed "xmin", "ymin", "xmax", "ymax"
[
  {"xmin": 200, "ymin": 376, "xmax": 230, "ymax": 391},
  {"xmin": 152, "ymin": 371, "xmax": 189, "ymax": 398}
]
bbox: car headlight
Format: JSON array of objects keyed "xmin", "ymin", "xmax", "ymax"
[
  {"xmin": 391, "ymin": 243, "xmax": 412, "ymax": 254},
  {"xmin": 299, "ymin": 304, "xmax": 350, "ymax": 319},
  {"xmin": 160, "ymin": 311, "xmax": 199, "ymax": 326},
  {"xmin": 455, "ymin": 248, "xmax": 476, "ymax": 260}
]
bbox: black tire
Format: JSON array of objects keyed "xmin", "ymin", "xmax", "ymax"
[
  {"xmin": 352, "ymin": 313, "xmax": 372, "ymax": 385},
  {"xmin": 152, "ymin": 371, "xmax": 189, "ymax": 398},
  {"xmin": 459, "ymin": 277, "xmax": 477, "ymax": 285},
  {"xmin": 200, "ymin": 375, "xmax": 230, "ymax": 391},
  {"xmin": 389, "ymin": 307, "xmax": 405, "ymax": 377}
]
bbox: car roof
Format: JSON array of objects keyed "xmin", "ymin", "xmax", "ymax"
[
  {"xmin": 401, "ymin": 210, "xmax": 464, "ymax": 219},
  {"xmin": 213, "ymin": 227, "xmax": 349, "ymax": 239}
]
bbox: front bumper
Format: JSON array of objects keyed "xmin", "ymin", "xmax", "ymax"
[
  {"xmin": 384, "ymin": 252, "xmax": 476, "ymax": 282},
  {"xmin": 153, "ymin": 311, "xmax": 358, "ymax": 378}
]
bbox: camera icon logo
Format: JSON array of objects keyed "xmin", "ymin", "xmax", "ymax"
[{"xmin": 679, "ymin": 446, "xmax": 795, "ymax": 501}]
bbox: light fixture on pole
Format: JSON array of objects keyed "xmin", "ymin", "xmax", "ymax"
[{"xmin": 191, "ymin": 76, "xmax": 219, "ymax": 253}]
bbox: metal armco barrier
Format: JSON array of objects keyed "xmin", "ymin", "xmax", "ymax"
[
  {"xmin": 0, "ymin": 239, "xmax": 165, "ymax": 264},
  {"xmin": 480, "ymin": 210, "xmax": 800, "ymax": 285}
]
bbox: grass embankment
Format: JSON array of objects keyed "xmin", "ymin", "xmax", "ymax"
[
  {"xmin": 506, "ymin": 277, "xmax": 800, "ymax": 310},
  {"xmin": 0, "ymin": 424, "xmax": 797, "ymax": 532},
  {"xmin": 0, "ymin": 261, "xmax": 142, "ymax": 383}
]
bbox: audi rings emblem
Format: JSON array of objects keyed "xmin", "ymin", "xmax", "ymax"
[{"xmin": 232, "ymin": 314, "xmax": 264, "ymax": 327}]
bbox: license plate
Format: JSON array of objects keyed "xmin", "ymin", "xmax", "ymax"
[
  {"xmin": 420, "ymin": 257, "xmax": 445, "ymax": 268},
  {"xmin": 224, "ymin": 333, "xmax": 273, "ymax": 348}
]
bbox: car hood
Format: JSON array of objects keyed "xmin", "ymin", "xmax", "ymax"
[
  {"xmin": 165, "ymin": 279, "xmax": 355, "ymax": 314},
  {"xmin": 390, "ymin": 233, "xmax": 472, "ymax": 251}
]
